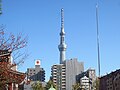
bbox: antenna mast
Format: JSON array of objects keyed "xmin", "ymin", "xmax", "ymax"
[{"xmin": 96, "ymin": 1, "xmax": 101, "ymax": 77}]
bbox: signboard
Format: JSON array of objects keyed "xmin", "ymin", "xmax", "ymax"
[{"xmin": 35, "ymin": 60, "xmax": 40, "ymax": 65}]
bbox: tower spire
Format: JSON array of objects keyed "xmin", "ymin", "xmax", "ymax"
[
  {"xmin": 61, "ymin": 8, "xmax": 64, "ymax": 29},
  {"xmin": 60, "ymin": 8, "xmax": 65, "ymax": 37},
  {"xmin": 58, "ymin": 8, "xmax": 67, "ymax": 64}
]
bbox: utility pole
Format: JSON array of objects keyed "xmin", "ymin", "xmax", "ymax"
[{"xmin": 96, "ymin": 1, "xmax": 101, "ymax": 77}]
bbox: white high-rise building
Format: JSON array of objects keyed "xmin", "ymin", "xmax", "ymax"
[{"xmin": 51, "ymin": 64, "xmax": 66, "ymax": 90}]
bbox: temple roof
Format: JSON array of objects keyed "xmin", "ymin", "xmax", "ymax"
[{"xmin": 49, "ymin": 85, "xmax": 56, "ymax": 90}]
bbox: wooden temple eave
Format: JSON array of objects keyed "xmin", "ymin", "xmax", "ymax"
[{"xmin": 0, "ymin": 62, "xmax": 25, "ymax": 84}]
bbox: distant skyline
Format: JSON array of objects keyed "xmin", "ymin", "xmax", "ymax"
[{"xmin": 0, "ymin": 0, "xmax": 120, "ymax": 81}]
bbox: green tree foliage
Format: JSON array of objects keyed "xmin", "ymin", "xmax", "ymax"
[
  {"xmin": 31, "ymin": 81, "xmax": 44, "ymax": 90},
  {"xmin": 72, "ymin": 83, "xmax": 81, "ymax": 90},
  {"xmin": 93, "ymin": 78, "xmax": 100, "ymax": 90},
  {"xmin": 45, "ymin": 80, "xmax": 57, "ymax": 90}
]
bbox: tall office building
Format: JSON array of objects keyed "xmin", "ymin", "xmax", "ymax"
[
  {"xmin": 51, "ymin": 9, "xmax": 84, "ymax": 90},
  {"xmin": 66, "ymin": 58, "xmax": 84, "ymax": 90},
  {"xmin": 27, "ymin": 60, "xmax": 45, "ymax": 82}
]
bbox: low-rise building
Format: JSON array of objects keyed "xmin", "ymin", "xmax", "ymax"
[
  {"xmin": 80, "ymin": 76, "xmax": 90, "ymax": 90},
  {"xmin": 76, "ymin": 68, "xmax": 96, "ymax": 90},
  {"xmin": 99, "ymin": 69, "xmax": 120, "ymax": 90}
]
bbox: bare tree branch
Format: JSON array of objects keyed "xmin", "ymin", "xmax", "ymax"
[{"xmin": 0, "ymin": 25, "xmax": 28, "ymax": 66}]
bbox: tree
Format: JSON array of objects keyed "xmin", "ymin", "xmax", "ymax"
[
  {"xmin": 72, "ymin": 83, "xmax": 81, "ymax": 90},
  {"xmin": 93, "ymin": 78, "xmax": 100, "ymax": 90},
  {"xmin": 0, "ymin": 25, "xmax": 28, "ymax": 65},
  {"xmin": 31, "ymin": 81, "xmax": 44, "ymax": 90},
  {"xmin": 0, "ymin": 26, "xmax": 28, "ymax": 89},
  {"xmin": 45, "ymin": 80, "xmax": 57, "ymax": 90}
]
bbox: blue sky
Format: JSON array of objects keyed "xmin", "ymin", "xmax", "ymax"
[{"xmin": 0, "ymin": 0, "xmax": 120, "ymax": 81}]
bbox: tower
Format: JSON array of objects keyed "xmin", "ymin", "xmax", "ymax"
[
  {"xmin": 58, "ymin": 8, "xmax": 67, "ymax": 64},
  {"xmin": 51, "ymin": 8, "xmax": 84, "ymax": 90}
]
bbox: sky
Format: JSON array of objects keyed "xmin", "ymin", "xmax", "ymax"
[{"xmin": 0, "ymin": 0, "xmax": 120, "ymax": 81}]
